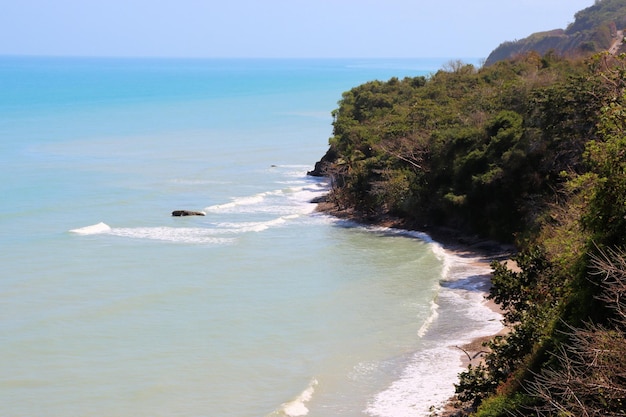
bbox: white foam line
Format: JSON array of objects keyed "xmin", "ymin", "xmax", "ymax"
[
  {"xmin": 204, "ymin": 190, "xmax": 284, "ymax": 213},
  {"xmin": 69, "ymin": 222, "xmax": 112, "ymax": 235},
  {"xmin": 366, "ymin": 347, "xmax": 464, "ymax": 417},
  {"xmin": 358, "ymin": 226, "xmax": 503, "ymax": 417},
  {"xmin": 280, "ymin": 379, "xmax": 318, "ymax": 417},
  {"xmin": 203, "ymin": 179, "xmax": 329, "ymax": 215},
  {"xmin": 71, "ymin": 213, "xmax": 299, "ymax": 244},
  {"xmin": 216, "ymin": 214, "xmax": 299, "ymax": 232},
  {"xmin": 109, "ymin": 227, "xmax": 236, "ymax": 245},
  {"xmin": 70, "ymin": 223, "xmax": 236, "ymax": 245},
  {"xmin": 417, "ymin": 299, "xmax": 440, "ymax": 338},
  {"xmin": 109, "ymin": 220, "xmax": 292, "ymax": 241}
]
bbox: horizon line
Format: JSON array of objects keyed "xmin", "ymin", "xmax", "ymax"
[{"xmin": 0, "ymin": 53, "xmax": 485, "ymax": 61}]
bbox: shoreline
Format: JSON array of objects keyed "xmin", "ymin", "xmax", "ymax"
[
  {"xmin": 314, "ymin": 200, "xmax": 515, "ymax": 416},
  {"xmin": 315, "ymin": 201, "xmax": 516, "ymax": 256}
]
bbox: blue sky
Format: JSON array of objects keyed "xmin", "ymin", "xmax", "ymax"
[{"xmin": 1, "ymin": 1, "xmax": 594, "ymax": 58}]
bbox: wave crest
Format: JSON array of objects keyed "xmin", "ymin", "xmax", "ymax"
[
  {"xmin": 204, "ymin": 190, "xmax": 283, "ymax": 213},
  {"xmin": 69, "ymin": 222, "xmax": 111, "ymax": 235},
  {"xmin": 277, "ymin": 379, "xmax": 319, "ymax": 417},
  {"xmin": 69, "ymin": 214, "xmax": 300, "ymax": 244}
]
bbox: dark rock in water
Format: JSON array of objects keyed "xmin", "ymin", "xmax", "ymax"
[
  {"xmin": 307, "ymin": 147, "xmax": 337, "ymax": 177},
  {"xmin": 309, "ymin": 195, "xmax": 328, "ymax": 204},
  {"xmin": 172, "ymin": 210, "xmax": 205, "ymax": 216},
  {"xmin": 306, "ymin": 160, "xmax": 326, "ymax": 177}
]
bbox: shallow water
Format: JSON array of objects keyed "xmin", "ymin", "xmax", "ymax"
[{"xmin": 0, "ymin": 56, "xmax": 500, "ymax": 417}]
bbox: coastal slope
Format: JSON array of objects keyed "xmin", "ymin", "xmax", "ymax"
[
  {"xmin": 310, "ymin": 1, "xmax": 626, "ymax": 415},
  {"xmin": 485, "ymin": 0, "xmax": 626, "ymax": 65}
]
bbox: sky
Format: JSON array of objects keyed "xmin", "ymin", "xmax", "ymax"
[{"xmin": 0, "ymin": 0, "xmax": 595, "ymax": 59}]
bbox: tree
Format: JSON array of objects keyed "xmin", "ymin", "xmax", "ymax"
[{"xmin": 524, "ymin": 248, "xmax": 626, "ymax": 417}]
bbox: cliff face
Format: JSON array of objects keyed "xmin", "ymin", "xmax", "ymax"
[
  {"xmin": 485, "ymin": 0, "xmax": 626, "ymax": 66},
  {"xmin": 485, "ymin": 29, "xmax": 594, "ymax": 66}
]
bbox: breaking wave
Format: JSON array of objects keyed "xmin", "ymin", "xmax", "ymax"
[
  {"xmin": 69, "ymin": 222, "xmax": 111, "ymax": 235},
  {"xmin": 417, "ymin": 299, "xmax": 440, "ymax": 338},
  {"xmin": 268, "ymin": 379, "xmax": 319, "ymax": 417},
  {"xmin": 69, "ymin": 176, "xmax": 329, "ymax": 245},
  {"xmin": 68, "ymin": 214, "xmax": 303, "ymax": 245},
  {"xmin": 367, "ymin": 248, "xmax": 503, "ymax": 417},
  {"xmin": 203, "ymin": 183, "xmax": 327, "ymax": 216}
]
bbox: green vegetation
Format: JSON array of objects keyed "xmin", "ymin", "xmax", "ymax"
[
  {"xmin": 311, "ymin": 44, "xmax": 626, "ymax": 417},
  {"xmin": 314, "ymin": 53, "xmax": 594, "ymax": 242}
]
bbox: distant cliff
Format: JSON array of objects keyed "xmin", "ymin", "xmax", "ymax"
[{"xmin": 485, "ymin": 0, "xmax": 626, "ymax": 66}]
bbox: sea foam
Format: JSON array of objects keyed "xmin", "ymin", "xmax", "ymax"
[
  {"xmin": 107, "ymin": 227, "xmax": 235, "ymax": 245},
  {"xmin": 352, "ymin": 227, "xmax": 503, "ymax": 417},
  {"xmin": 366, "ymin": 347, "xmax": 464, "ymax": 417},
  {"xmin": 5, "ymin": 56, "xmax": 460, "ymax": 417},
  {"xmin": 417, "ymin": 299, "xmax": 440, "ymax": 338},
  {"xmin": 278, "ymin": 379, "xmax": 319, "ymax": 417},
  {"xmin": 204, "ymin": 190, "xmax": 284, "ymax": 213},
  {"xmin": 69, "ymin": 222, "xmax": 111, "ymax": 235},
  {"xmin": 69, "ymin": 215, "xmax": 301, "ymax": 244}
]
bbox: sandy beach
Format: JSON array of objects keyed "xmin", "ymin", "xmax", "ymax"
[
  {"xmin": 315, "ymin": 200, "xmax": 516, "ymax": 416},
  {"xmin": 433, "ymin": 242, "xmax": 514, "ymax": 416}
]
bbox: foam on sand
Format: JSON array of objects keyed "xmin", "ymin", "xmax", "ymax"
[
  {"xmin": 366, "ymin": 346, "xmax": 465, "ymax": 417},
  {"xmin": 357, "ymin": 228, "xmax": 503, "ymax": 416}
]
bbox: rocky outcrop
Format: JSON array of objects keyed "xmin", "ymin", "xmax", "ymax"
[
  {"xmin": 172, "ymin": 210, "xmax": 205, "ymax": 216},
  {"xmin": 307, "ymin": 147, "xmax": 337, "ymax": 177}
]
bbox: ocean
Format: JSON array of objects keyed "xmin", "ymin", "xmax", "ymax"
[{"xmin": 0, "ymin": 57, "xmax": 502, "ymax": 417}]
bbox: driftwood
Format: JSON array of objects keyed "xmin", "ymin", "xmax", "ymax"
[{"xmin": 455, "ymin": 345, "xmax": 489, "ymax": 363}]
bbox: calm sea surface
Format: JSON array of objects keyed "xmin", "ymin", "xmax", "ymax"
[{"xmin": 0, "ymin": 57, "xmax": 501, "ymax": 417}]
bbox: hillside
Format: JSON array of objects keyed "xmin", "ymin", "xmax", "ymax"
[
  {"xmin": 309, "ymin": 3, "xmax": 626, "ymax": 416},
  {"xmin": 485, "ymin": 0, "xmax": 626, "ymax": 66},
  {"xmin": 309, "ymin": 56, "xmax": 597, "ymax": 242}
]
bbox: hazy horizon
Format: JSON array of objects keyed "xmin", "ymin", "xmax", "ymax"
[{"xmin": 1, "ymin": 1, "xmax": 593, "ymax": 59}]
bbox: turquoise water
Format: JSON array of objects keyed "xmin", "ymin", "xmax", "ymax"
[{"xmin": 0, "ymin": 57, "xmax": 501, "ymax": 417}]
